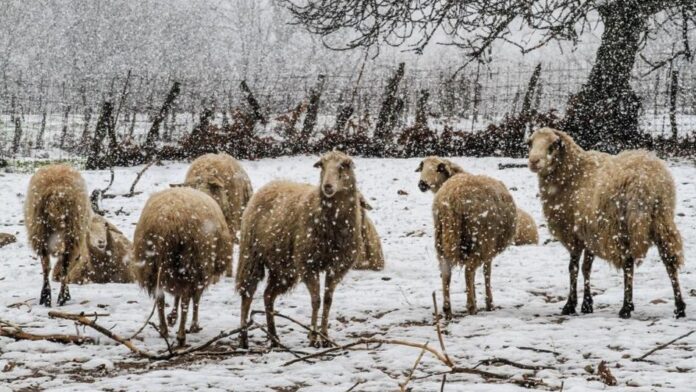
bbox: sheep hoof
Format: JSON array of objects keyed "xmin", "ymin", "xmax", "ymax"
[
  {"xmin": 57, "ymin": 288, "xmax": 71, "ymax": 306},
  {"xmin": 166, "ymin": 311, "xmax": 178, "ymax": 327},
  {"xmin": 239, "ymin": 333, "xmax": 249, "ymax": 350},
  {"xmin": 581, "ymin": 301, "xmax": 593, "ymax": 314},
  {"xmin": 561, "ymin": 302, "xmax": 577, "ymax": 315},
  {"xmin": 321, "ymin": 339, "xmax": 333, "ymax": 348},
  {"xmin": 187, "ymin": 324, "xmax": 202, "ymax": 334},
  {"xmin": 467, "ymin": 306, "xmax": 477, "ymax": 316},
  {"xmin": 176, "ymin": 336, "xmax": 186, "ymax": 347},
  {"xmin": 619, "ymin": 306, "xmax": 632, "ymax": 319},
  {"xmin": 39, "ymin": 287, "xmax": 51, "ymax": 307},
  {"xmin": 675, "ymin": 305, "xmax": 686, "ymax": 319}
]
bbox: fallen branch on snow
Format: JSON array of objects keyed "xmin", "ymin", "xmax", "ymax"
[
  {"xmin": 0, "ymin": 319, "xmax": 92, "ymax": 345},
  {"xmin": 633, "ymin": 330, "xmax": 695, "ymax": 362}
]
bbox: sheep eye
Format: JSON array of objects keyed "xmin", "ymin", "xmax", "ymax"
[
  {"xmin": 340, "ymin": 161, "xmax": 352, "ymax": 170},
  {"xmin": 415, "ymin": 162, "xmax": 423, "ymax": 172}
]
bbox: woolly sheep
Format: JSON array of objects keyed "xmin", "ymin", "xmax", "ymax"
[
  {"xmin": 513, "ymin": 208, "xmax": 539, "ymax": 246},
  {"xmin": 133, "ymin": 187, "xmax": 232, "ymax": 346},
  {"xmin": 237, "ymin": 151, "xmax": 363, "ymax": 348},
  {"xmin": 65, "ymin": 213, "xmax": 134, "ymax": 284},
  {"xmin": 528, "ymin": 128, "xmax": 686, "ymax": 318},
  {"xmin": 417, "ymin": 156, "xmax": 535, "ymax": 246},
  {"xmin": 352, "ymin": 195, "xmax": 385, "ymax": 271},
  {"xmin": 417, "ymin": 156, "xmax": 517, "ymax": 317},
  {"xmin": 178, "ymin": 153, "xmax": 253, "ymax": 277},
  {"xmin": 25, "ymin": 164, "xmax": 90, "ymax": 307}
]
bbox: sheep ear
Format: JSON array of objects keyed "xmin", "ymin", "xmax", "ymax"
[
  {"xmin": 170, "ymin": 182, "xmax": 187, "ymax": 188},
  {"xmin": 551, "ymin": 137, "xmax": 564, "ymax": 151},
  {"xmin": 359, "ymin": 194, "xmax": 373, "ymax": 210},
  {"xmin": 313, "ymin": 160, "xmax": 322, "ymax": 169},
  {"xmin": 415, "ymin": 162, "xmax": 423, "ymax": 172}
]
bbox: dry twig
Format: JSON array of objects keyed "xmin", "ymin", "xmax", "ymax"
[
  {"xmin": 400, "ymin": 343, "xmax": 428, "ymax": 392},
  {"xmin": 0, "ymin": 319, "xmax": 92, "ymax": 345},
  {"xmin": 633, "ymin": 330, "xmax": 695, "ymax": 362}
]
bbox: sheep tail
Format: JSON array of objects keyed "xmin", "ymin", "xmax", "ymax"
[{"xmin": 235, "ymin": 227, "xmax": 264, "ymax": 296}]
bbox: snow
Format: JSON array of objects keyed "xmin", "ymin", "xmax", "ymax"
[{"xmin": 1, "ymin": 156, "xmax": 695, "ymax": 391}]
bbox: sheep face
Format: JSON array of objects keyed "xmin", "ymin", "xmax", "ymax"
[
  {"xmin": 528, "ymin": 128, "xmax": 564, "ymax": 175},
  {"xmin": 415, "ymin": 156, "xmax": 452, "ymax": 193},
  {"xmin": 87, "ymin": 215, "xmax": 108, "ymax": 251},
  {"xmin": 314, "ymin": 151, "xmax": 355, "ymax": 198}
]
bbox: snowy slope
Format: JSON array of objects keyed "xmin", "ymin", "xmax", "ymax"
[{"xmin": 0, "ymin": 156, "xmax": 694, "ymax": 391}]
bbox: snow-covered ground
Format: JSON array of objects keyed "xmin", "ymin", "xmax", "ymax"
[{"xmin": 0, "ymin": 156, "xmax": 695, "ymax": 391}]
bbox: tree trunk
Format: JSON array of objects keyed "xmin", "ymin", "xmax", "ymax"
[
  {"xmin": 240, "ymin": 80, "xmax": 266, "ymax": 125},
  {"xmin": 144, "ymin": 81, "xmax": 180, "ymax": 154},
  {"xmin": 669, "ymin": 69, "xmax": 679, "ymax": 141},
  {"xmin": 301, "ymin": 74, "xmax": 326, "ymax": 141},
  {"xmin": 562, "ymin": 4, "xmax": 646, "ymax": 151},
  {"xmin": 374, "ymin": 63, "xmax": 405, "ymax": 148},
  {"xmin": 86, "ymin": 101, "xmax": 113, "ymax": 170},
  {"xmin": 415, "ymin": 89, "xmax": 429, "ymax": 128}
]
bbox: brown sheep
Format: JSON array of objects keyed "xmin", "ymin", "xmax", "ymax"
[
  {"xmin": 25, "ymin": 164, "xmax": 90, "ymax": 307},
  {"xmin": 179, "ymin": 153, "xmax": 253, "ymax": 277},
  {"xmin": 353, "ymin": 195, "xmax": 385, "ymax": 271},
  {"xmin": 417, "ymin": 157, "xmax": 517, "ymax": 317},
  {"xmin": 514, "ymin": 208, "xmax": 539, "ymax": 246},
  {"xmin": 237, "ymin": 151, "xmax": 362, "ymax": 348},
  {"xmin": 529, "ymin": 128, "xmax": 686, "ymax": 318},
  {"xmin": 417, "ymin": 156, "xmax": 533, "ymax": 245},
  {"xmin": 65, "ymin": 213, "xmax": 134, "ymax": 284},
  {"xmin": 133, "ymin": 187, "xmax": 232, "ymax": 346}
]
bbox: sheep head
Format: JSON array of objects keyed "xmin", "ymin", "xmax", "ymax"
[
  {"xmin": 528, "ymin": 127, "xmax": 566, "ymax": 175},
  {"xmin": 314, "ymin": 151, "xmax": 356, "ymax": 198},
  {"xmin": 416, "ymin": 156, "xmax": 462, "ymax": 193},
  {"xmin": 87, "ymin": 214, "xmax": 108, "ymax": 252}
]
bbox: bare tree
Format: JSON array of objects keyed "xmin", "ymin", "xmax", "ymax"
[{"xmin": 279, "ymin": 0, "xmax": 696, "ymax": 149}]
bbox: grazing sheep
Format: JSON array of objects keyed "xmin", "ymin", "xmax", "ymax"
[
  {"xmin": 133, "ymin": 187, "xmax": 232, "ymax": 346},
  {"xmin": 237, "ymin": 151, "xmax": 362, "ymax": 348},
  {"xmin": 528, "ymin": 128, "xmax": 686, "ymax": 318},
  {"xmin": 513, "ymin": 209, "xmax": 539, "ymax": 246},
  {"xmin": 417, "ymin": 156, "xmax": 534, "ymax": 245},
  {"xmin": 65, "ymin": 213, "xmax": 134, "ymax": 284},
  {"xmin": 353, "ymin": 195, "xmax": 385, "ymax": 271},
  {"xmin": 416, "ymin": 156, "xmax": 517, "ymax": 317},
  {"xmin": 180, "ymin": 153, "xmax": 253, "ymax": 277},
  {"xmin": 25, "ymin": 164, "xmax": 90, "ymax": 307}
]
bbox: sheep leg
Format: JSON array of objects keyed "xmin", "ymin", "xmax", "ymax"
[
  {"xmin": 581, "ymin": 251, "xmax": 594, "ymax": 314},
  {"xmin": 239, "ymin": 294, "xmax": 253, "ymax": 349},
  {"xmin": 465, "ymin": 264, "xmax": 477, "ymax": 315},
  {"xmin": 56, "ymin": 252, "xmax": 71, "ymax": 306},
  {"xmin": 561, "ymin": 251, "xmax": 581, "ymax": 315},
  {"xmin": 188, "ymin": 291, "xmax": 203, "ymax": 333},
  {"xmin": 440, "ymin": 262, "xmax": 453, "ymax": 320},
  {"xmin": 156, "ymin": 294, "xmax": 168, "ymax": 338},
  {"xmin": 304, "ymin": 273, "xmax": 322, "ymax": 347},
  {"xmin": 39, "ymin": 252, "xmax": 52, "ymax": 307},
  {"xmin": 263, "ymin": 280, "xmax": 282, "ymax": 348},
  {"xmin": 319, "ymin": 272, "xmax": 345, "ymax": 348},
  {"xmin": 167, "ymin": 296, "xmax": 180, "ymax": 327},
  {"xmin": 619, "ymin": 257, "xmax": 635, "ymax": 319},
  {"xmin": 176, "ymin": 292, "xmax": 190, "ymax": 347},
  {"xmin": 483, "ymin": 259, "xmax": 493, "ymax": 311},
  {"xmin": 663, "ymin": 256, "xmax": 686, "ymax": 318}
]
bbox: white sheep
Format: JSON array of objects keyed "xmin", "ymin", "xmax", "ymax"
[
  {"xmin": 178, "ymin": 153, "xmax": 253, "ymax": 277},
  {"xmin": 236, "ymin": 151, "xmax": 363, "ymax": 348},
  {"xmin": 417, "ymin": 157, "xmax": 517, "ymax": 317},
  {"xmin": 528, "ymin": 127, "xmax": 686, "ymax": 318},
  {"xmin": 132, "ymin": 187, "xmax": 232, "ymax": 346},
  {"xmin": 25, "ymin": 164, "xmax": 90, "ymax": 307}
]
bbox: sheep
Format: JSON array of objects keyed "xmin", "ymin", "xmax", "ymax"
[
  {"xmin": 416, "ymin": 155, "xmax": 535, "ymax": 246},
  {"xmin": 132, "ymin": 187, "xmax": 232, "ymax": 346},
  {"xmin": 25, "ymin": 164, "xmax": 90, "ymax": 307},
  {"xmin": 178, "ymin": 153, "xmax": 253, "ymax": 277},
  {"xmin": 237, "ymin": 151, "xmax": 362, "ymax": 348},
  {"xmin": 65, "ymin": 213, "xmax": 134, "ymax": 284},
  {"xmin": 352, "ymin": 195, "xmax": 385, "ymax": 271},
  {"xmin": 528, "ymin": 127, "xmax": 686, "ymax": 318},
  {"xmin": 513, "ymin": 208, "xmax": 539, "ymax": 246},
  {"xmin": 416, "ymin": 156, "xmax": 517, "ymax": 317}
]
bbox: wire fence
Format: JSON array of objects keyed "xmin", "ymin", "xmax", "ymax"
[{"xmin": 1, "ymin": 63, "xmax": 695, "ymax": 159}]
